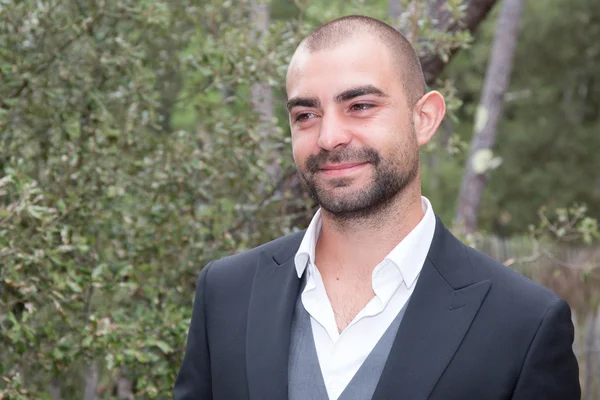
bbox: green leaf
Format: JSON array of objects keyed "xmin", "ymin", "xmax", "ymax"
[
  {"xmin": 92, "ymin": 264, "xmax": 105, "ymax": 279},
  {"xmin": 152, "ymin": 340, "xmax": 173, "ymax": 354},
  {"xmin": 56, "ymin": 199, "xmax": 66, "ymax": 213},
  {"xmin": 82, "ymin": 336, "xmax": 93, "ymax": 348},
  {"xmin": 67, "ymin": 281, "xmax": 82, "ymax": 293},
  {"xmin": 52, "ymin": 348, "xmax": 64, "ymax": 360},
  {"xmin": 26, "ymin": 205, "xmax": 47, "ymax": 220}
]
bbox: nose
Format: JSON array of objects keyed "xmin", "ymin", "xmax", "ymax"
[{"xmin": 317, "ymin": 112, "xmax": 352, "ymax": 151}]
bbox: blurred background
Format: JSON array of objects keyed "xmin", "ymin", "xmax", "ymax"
[{"xmin": 1, "ymin": 0, "xmax": 599, "ymax": 398}]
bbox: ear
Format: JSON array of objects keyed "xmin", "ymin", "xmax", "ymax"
[{"xmin": 412, "ymin": 90, "xmax": 446, "ymax": 147}]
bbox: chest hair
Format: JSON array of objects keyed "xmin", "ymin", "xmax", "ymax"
[{"xmin": 322, "ymin": 274, "xmax": 375, "ymax": 333}]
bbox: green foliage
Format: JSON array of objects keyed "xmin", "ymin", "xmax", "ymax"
[
  {"xmin": 533, "ymin": 204, "xmax": 600, "ymax": 245},
  {"xmin": 0, "ymin": 0, "xmax": 305, "ymax": 397},
  {"xmin": 1, "ymin": 0, "xmax": 598, "ymax": 397},
  {"xmin": 0, "ymin": 0, "xmax": 478, "ymax": 397},
  {"xmin": 436, "ymin": 0, "xmax": 600, "ymax": 235}
]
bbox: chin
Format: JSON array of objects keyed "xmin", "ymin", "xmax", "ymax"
[{"xmin": 316, "ymin": 189, "xmax": 369, "ymax": 209}]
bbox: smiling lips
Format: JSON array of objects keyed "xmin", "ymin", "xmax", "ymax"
[{"xmin": 319, "ymin": 162, "xmax": 368, "ymax": 177}]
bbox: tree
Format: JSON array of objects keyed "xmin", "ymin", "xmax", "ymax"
[
  {"xmin": 427, "ymin": 0, "xmax": 600, "ymax": 234},
  {"xmin": 250, "ymin": 0, "xmax": 282, "ymax": 189},
  {"xmin": 4, "ymin": 0, "xmax": 597, "ymax": 397},
  {"xmin": 387, "ymin": 0, "xmax": 499, "ymax": 85},
  {"xmin": 0, "ymin": 1, "xmax": 301, "ymax": 397},
  {"xmin": 454, "ymin": 0, "xmax": 524, "ymax": 234}
]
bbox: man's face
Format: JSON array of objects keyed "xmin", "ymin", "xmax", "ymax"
[{"xmin": 286, "ymin": 36, "xmax": 420, "ymax": 219}]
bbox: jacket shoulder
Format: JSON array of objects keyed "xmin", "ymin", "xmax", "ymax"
[
  {"xmin": 464, "ymin": 243, "xmax": 562, "ymax": 311},
  {"xmin": 205, "ymin": 229, "xmax": 305, "ymax": 281}
]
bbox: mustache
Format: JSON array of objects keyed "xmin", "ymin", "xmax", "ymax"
[{"xmin": 305, "ymin": 148, "xmax": 381, "ymax": 174}]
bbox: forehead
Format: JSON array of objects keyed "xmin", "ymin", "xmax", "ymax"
[{"xmin": 286, "ymin": 37, "xmax": 401, "ymax": 100}]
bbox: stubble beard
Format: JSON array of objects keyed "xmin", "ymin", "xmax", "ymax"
[{"xmin": 297, "ymin": 135, "xmax": 420, "ymax": 223}]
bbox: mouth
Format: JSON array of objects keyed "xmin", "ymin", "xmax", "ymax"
[{"xmin": 319, "ymin": 162, "xmax": 368, "ymax": 177}]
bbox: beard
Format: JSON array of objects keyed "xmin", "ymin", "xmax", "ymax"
[{"xmin": 297, "ymin": 134, "xmax": 420, "ymax": 221}]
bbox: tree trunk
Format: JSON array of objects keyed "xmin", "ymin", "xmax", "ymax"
[
  {"xmin": 250, "ymin": 0, "xmax": 273, "ymax": 124},
  {"xmin": 83, "ymin": 361, "xmax": 99, "ymax": 400},
  {"xmin": 388, "ymin": 0, "xmax": 403, "ymax": 21},
  {"xmin": 49, "ymin": 376, "xmax": 61, "ymax": 400},
  {"xmin": 250, "ymin": 0, "xmax": 280, "ymax": 186},
  {"xmin": 389, "ymin": 0, "xmax": 500, "ymax": 85},
  {"xmin": 454, "ymin": 0, "xmax": 524, "ymax": 234},
  {"xmin": 115, "ymin": 367, "xmax": 134, "ymax": 399}
]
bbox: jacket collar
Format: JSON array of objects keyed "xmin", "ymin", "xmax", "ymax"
[{"xmin": 246, "ymin": 214, "xmax": 490, "ymax": 400}]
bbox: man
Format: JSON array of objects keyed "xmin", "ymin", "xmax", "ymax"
[{"xmin": 174, "ymin": 15, "xmax": 580, "ymax": 400}]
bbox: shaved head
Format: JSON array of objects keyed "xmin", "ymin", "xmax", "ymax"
[
  {"xmin": 286, "ymin": 15, "xmax": 446, "ymax": 225},
  {"xmin": 288, "ymin": 15, "xmax": 426, "ymax": 106}
]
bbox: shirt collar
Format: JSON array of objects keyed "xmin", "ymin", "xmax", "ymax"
[
  {"xmin": 294, "ymin": 196, "xmax": 436, "ymax": 286},
  {"xmin": 294, "ymin": 208, "xmax": 322, "ymax": 278},
  {"xmin": 384, "ymin": 196, "xmax": 435, "ymax": 289}
]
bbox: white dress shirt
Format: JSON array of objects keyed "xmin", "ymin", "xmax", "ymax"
[{"xmin": 293, "ymin": 196, "xmax": 436, "ymax": 400}]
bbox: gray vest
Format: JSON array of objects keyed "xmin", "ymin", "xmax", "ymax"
[{"xmin": 288, "ymin": 279, "xmax": 410, "ymax": 400}]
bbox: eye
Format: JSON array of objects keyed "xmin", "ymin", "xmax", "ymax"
[
  {"xmin": 350, "ymin": 103, "xmax": 374, "ymax": 112},
  {"xmin": 295, "ymin": 112, "xmax": 316, "ymax": 122}
]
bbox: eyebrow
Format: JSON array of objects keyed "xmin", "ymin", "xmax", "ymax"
[
  {"xmin": 286, "ymin": 84, "xmax": 388, "ymax": 112},
  {"xmin": 286, "ymin": 97, "xmax": 320, "ymax": 112},
  {"xmin": 334, "ymin": 85, "xmax": 389, "ymax": 103}
]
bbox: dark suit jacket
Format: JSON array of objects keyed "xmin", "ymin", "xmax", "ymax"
[{"xmin": 174, "ymin": 216, "xmax": 580, "ymax": 400}]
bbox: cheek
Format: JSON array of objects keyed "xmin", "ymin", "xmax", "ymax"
[
  {"xmin": 291, "ymin": 133, "xmax": 319, "ymax": 164},
  {"xmin": 372, "ymin": 124, "xmax": 415, "ymax": 160}
]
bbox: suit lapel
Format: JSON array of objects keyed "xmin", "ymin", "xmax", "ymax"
[
  {"xmin": 246, "ymin": 234, "xmax": 304, "ymax": 400},
  {"xmin": 372, "ymin": 217, "xmax": 491, "ymax": 400}
]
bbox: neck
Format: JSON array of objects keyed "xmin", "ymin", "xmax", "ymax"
[{"xmin": 315, "ymin": 185, "xmax": 425, "ymax": 276}]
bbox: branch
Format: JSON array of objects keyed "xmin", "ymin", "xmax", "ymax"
[
  {"xmin": 409, "ymin": 0, "xmax": 420, "ymax": 44},
  {"xmin": 0, "ymin": 249, "xmax": 18, "ymax": 259},
  {"xmin": 228, "ymin": 167, "xmax": 299, "ymax": 235},
  {"xmin": 3, "ymin": 11, "xmax": 104, "ymax": 108},
  {"xmin": 504, "ymin": 236, "xmax": 600, "ymax": 273},
  {"xmin": 415, "ymin": 0, "xmax": 500, "ymax": 85},
  {"xmin": 503, "ymin": 238, "xmax": 541, "ymax": 266}
]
